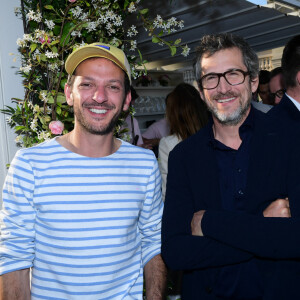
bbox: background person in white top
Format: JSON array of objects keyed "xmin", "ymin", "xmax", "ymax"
[
  {"xmin": 0, "ymin": 43, "xmax": 166, "ymax": 299},
  {"xmin": 158, "ymin": 83, "xmax": 208, "ymax": 202}
]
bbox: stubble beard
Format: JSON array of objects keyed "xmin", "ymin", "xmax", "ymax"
[
  {"xmin": 74, "ymin": 99, "xmax": 125, "ymax": 135},
  {"xmin": 205, "ymin": 91, "xmax": 252, "ymax": 126}
]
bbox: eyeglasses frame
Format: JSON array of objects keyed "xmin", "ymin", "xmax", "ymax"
[{"xmin": 199, "ymin": 68, "xmax": 251, "ymax": 90}]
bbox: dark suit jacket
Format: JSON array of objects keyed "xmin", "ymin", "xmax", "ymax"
[{"xmin": 162, "ymin": 105, "xmax": 300, "ymax": 299}]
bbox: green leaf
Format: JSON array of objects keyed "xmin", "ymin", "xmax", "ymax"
[
  {"xmin": 174, "ymin": 39, "xmax": 181, "ymax": 45},
  {"xmin": 60, "ymin": 22, "xmax": 74, "ymax": 47},
  {"xmin": 40, "ymin": 54, "xmax": 47, "ymax": 62},
  {"xmin": 152, "ymin": 36, "xmax": 160, "ymax": 43},
  {"xmin": 60, "ymin": 78, "xmax": 67, "ymax": 90},
  {"xmin": 51, "ymin": 46, "xmax": 58, "ymax": 53},
  {"xmin": 56, "ymin": 93, "xmax": 66, "ymax": 103},
  {"xmin": 44, "ymin": 5, "xmax": 54, "ymax": 10},
  {"xmin": 15, "ymin": 125, "xmax": 26, "ymax": 131},
  {"xmin": 170, "ymin": 46, "xmax": 177, "ymax": 56},
  {"xmin": 30, "ymin": 43, "xmax": 37, "ymax": 53},
  {"xmin": 56, "ymin": 106, "xmax": 62, "ymax": 115},
  {"xmin": 124, "ymin": 0, "xmax": 131, "ymax": 9},
  {"xmin": 53, "ymin": 25, "xmax": 60, "ymax": 36},
  {"xmin": 139, "ymin": 8, "xmax": 149, "ymax": 15},
  {"xmin": 47, "ymin": 96, "xmax": 54, "ymax": 104}
]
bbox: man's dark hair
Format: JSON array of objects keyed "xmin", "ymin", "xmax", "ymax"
[
  {"xmin": 66, "ymin": 57, "xmax": 131, "ymax": 95},
  {"xmin": 259, "ymin": 70, "xmax": 271, "ymax": 85},
  {"xmin": 281, "ymin": 34, "xmax": 300, "ymax": 88},
  {"xmin": 193, "ymin": 33, "xmax": 259, "ymax": 90},
  {"xmin": 270, "ymin": 67, "xmax": 283, "ymax": 80}
]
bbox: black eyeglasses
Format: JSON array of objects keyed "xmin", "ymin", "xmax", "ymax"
[
  {"xmin": 269, "ymin": 89, "xmax": 286, "ymax": 99},
  {"xmin": 199, "ymin": 69, "xmax": 250, "ymax": 90}
]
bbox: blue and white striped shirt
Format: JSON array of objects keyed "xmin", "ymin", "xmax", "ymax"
[{"xmin": 1, "ymin": 138, "xmax": 163, "ymax": 299}]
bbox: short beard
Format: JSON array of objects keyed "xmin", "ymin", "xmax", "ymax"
[
  {"xmin": 206, "ymin": 92, "xmax": 251, "ymax": 126},
  {"xmin": 74, "ymin": 98, "xmax": 125, "ymax": 135}
]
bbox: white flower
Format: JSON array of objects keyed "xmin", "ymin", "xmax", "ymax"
[
  {"xmin": 33, "ymin": 105, "xmax": 41, "ymax": 113},
  {"xmin": 32, "ymin": 49, "xmax": 41, "ymax": 60},
  {"xmin": 30, "ymin": 118, "xmax": 38, "ymax": 131},
  {"xmin": 71, "ymin": 30, "xmax": 82, "ymax": 37},
  {"xmin": 26, "ymin": 10, "xmax": 42, "ymax": 22},
  {"xmin": 114, "ymin": 16, "xmax": 123, "ymax": 27},
  {"xmin": 38, "ymin": 131, "xmax": 51, "ymax": 141},
  {"xmin": 34, "ymin": 29, "xmax": 46, "ymax": 39},
  {"xmin": 130, "ymin": 40, "xmax": 137, "ymax": 51},
  {"xmin": 23, "ymin": 34, "xmax": 33, "ymax": 42},
  {"xmin": 6, "ymin": 116, "xmax": 13, "ymax": 124},
  {"xmin": 106, "ymin": 10, "xmax": 116, "ymax": 20},
  {"xmin": 110, "ymin": 37, "xmax": 120, "ymax": 47},
  {"xmin": 127, "ymin": 25, "xmax": 138, "ymax": 37},
  {"xmin": 98, "ymin": 14, "xmax": 109, "ymax": 24},
  {"xmin": 87, "ymin": 21, "xmax": 97, "ymax": 32},
  {"xmin": 70, "ymin": 6, "xmax": 83, "ymax": 18},
  {"xmin": 15, "ymin": 135, "xmax": 23, "ymax": 145},
  {"xmin": 16, "ymin": 38, "xmax": 26, "ymax": 47},
  {"xmin": 40, "ymin": 92, "xmax": 48, "ymax": 103},
  {"xmin": 48, "ymin": 63, "xmax": 59, "ymax": 71},
  {"xmin": 20, "ymin": 64, "xmax": 32, "ymax": 74},
  {"xmin": 181, "ymin": 45, "xmax": 190, "ymax": 57},
  {"xmin": 128, "ymin": 3, "xmax": 136, "ymax": 13},
  {"xmin": 26, "ymin": 10, "xmax": 35, "ymax": 20},
  {"xmin": 79, "ymin": 12, "xmax": 89, "ymax": 21},
  {"xmin": 45, "ymin": 51, "xmax": 59, "ymax": 59},
  {"xmin": 178, "ymin": 20, "xmax": 184, "ymax": 29},
  {"xmin": 45, "ymin": 19, "xmax": 55, "ymax": 30}
]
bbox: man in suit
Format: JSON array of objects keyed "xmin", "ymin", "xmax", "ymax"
[
  {"xmin": 162, "ymin": 33, "xmax": 299, "ymax": 300},
  {"xmin": 268, "ymin": 35, "xmax": 300, "ymax": 126}
]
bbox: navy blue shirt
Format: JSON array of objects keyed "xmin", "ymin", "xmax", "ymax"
[{"xmin": 208, "ymin": 108, "xmax": 263, "ymax": 300}]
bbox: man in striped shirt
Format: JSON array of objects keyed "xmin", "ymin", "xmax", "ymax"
[{"xmin": 0, "ymin": 43, "xmax": 166, "ymax": 299}]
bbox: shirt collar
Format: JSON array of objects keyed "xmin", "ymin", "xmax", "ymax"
[
  {"xmin": 285, "ymin": 93, "xmax": 300, "ymax": 112},
  {"xmin": 208, "ymin": 106, "xmax": 255, "ymax": 149}
]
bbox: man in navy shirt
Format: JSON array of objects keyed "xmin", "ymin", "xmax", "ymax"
[{"xmin": 162, "ymin": 33, "xmax": 299, "ymax": 300}]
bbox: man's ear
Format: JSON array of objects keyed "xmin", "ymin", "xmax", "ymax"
[
  {"xmin": 65, "ymin": 83, "xmax": 73, "ymax": 106},
  {"xmin": 296, "ymin": 70, "xmax": 300, "ymax": 86},
  {"xmin": 122, "ymin": 91, "xmax": 132, "ymax": 112},
  {"xmin": 251, "ymin": 76, "xmax": 259, "ymax": 93}
]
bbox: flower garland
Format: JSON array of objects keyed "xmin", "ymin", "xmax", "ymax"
[{"xmin": 2, "ymin": 0, "xmax": 189, "ymax": 148}]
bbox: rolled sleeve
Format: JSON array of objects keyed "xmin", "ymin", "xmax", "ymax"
[
  {"xmin": 0, "ymin": 151, "xmax": 36, "ymax": 275},
  {"xmin": 139, "ymin": 158, "xmax": 163, "ymax": 266}
]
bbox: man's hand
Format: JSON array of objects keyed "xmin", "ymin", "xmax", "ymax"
[
  {"xmin": 263, "ymin": 198, "xmax": 290, "ymax": 218},
  {"xmin": 191, "ymin": 210, "xmax": 206, "ymax": 236}
]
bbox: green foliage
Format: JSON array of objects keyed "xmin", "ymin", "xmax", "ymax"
[{"xmin": 2, "ymin": 0, "xmax": 189, "ymax": 148}]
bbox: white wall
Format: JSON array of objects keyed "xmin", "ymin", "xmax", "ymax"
[{"xmin": 0, "ymin": 1, "xmax": 24, "ymax": 203}]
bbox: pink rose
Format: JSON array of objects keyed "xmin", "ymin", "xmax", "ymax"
[
  {"xmin": 39, "ymin": 37, "xmax": 45, "ymax": 44},
  {"xmin": 49, "ymin": 120, "xmax": 64, "ymax": 135},
  {"xmin": 68, "ymin": 0, "xmax": 77, "ymax": 2}
]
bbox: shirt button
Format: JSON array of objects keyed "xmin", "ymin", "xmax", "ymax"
[
  {"xmin": 238, "ymin": 189, "xmax": 244, "ymax": 195},
  {"xmin": 237, "ymin": 168, "xmax": 242, "ymax": 173}
]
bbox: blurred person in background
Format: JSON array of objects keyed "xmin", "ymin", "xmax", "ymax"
[
  {"xmin": 158, "ymin": 83, "xmax": 208, "ymax": 202},
  {"xmin": 269, "ymin": 67, "xmax": 285, "ymax": 105}
]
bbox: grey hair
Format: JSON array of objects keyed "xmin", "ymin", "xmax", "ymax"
[{"xmin": 193, "ymin": 33, "xmax": 259, "ymax": 90}]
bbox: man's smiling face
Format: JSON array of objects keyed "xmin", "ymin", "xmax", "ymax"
[
  {"xmin": 199, "ymin": 47, "xmax": 258, "ymax": 126},
  {"xmin": 65, "ymin": 57, "xmax": 131, "ymax": 135}
]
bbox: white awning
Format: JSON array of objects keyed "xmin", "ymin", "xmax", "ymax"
[{"xmin": 134, "ymin": 0, "xmax": 300, "ymax": 69}]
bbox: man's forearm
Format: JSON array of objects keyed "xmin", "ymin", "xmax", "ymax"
[
  {"xmin": 144, "ymin": 254, "xmax": 167, "ymax": 300},
  {"xmin": 0, "ymin": 269, "xmax": 30, "ymax": 300}
]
